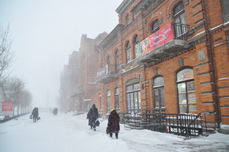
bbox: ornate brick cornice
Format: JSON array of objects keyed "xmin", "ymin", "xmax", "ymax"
[
  {"xmin": 98, "ymin": 24, "xmax": 124, "ymax": 51},
  {"xmin": 116, "ymin": 0, "xmax": 135, "ymax": 15}
]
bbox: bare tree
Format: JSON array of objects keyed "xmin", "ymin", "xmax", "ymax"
[
  {"xmin": 0, "ymin": 26, "xmax": 32, "ymax": 115},
  {"xmin": 0, "ymin": 77, "xmax": 24, "ymax": 100},
  {"xmin": 0, "ymin": 77, "xmax": 32, "ymax": 115},
  {"xmin": 18, "ymin": 90, "xmax": 32, "ymax": 113},
  {"xmin": 0, "ymin": 25, "xmax": 14, "ymax": 80}
]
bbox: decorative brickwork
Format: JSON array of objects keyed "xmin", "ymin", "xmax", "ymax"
[{"xmin": 59, "ymin": 0, "xmax": 229, "ymax": 126}]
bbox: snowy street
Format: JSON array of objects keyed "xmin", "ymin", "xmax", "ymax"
[{"xmin": 0, "ymin": 112, "xmax": 228, "ymax": 152}]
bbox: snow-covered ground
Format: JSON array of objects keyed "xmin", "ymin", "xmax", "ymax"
[{"xmin": 0, "ymin": 112, "xmax": 228, "ymax": 152}]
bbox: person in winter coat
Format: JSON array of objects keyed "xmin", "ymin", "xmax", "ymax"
[
  {"xmin": 52, "ymin": 108, "xmax": 58, "ymax": 115},
  {"xmin": 107, "ymin": 109, "xmax": 120, "ymax": 139},
  {"xmin": 87, "ymin": 104, "xmax": 98, "ymax": 131},
  {"xmin": 32, "ymin": 107, "xmax": 39, "ymax": 123}
]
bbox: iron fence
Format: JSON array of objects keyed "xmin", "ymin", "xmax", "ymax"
[{"xmin": 121, "ymin": 108, "xmax": 212, "ymax": 137}]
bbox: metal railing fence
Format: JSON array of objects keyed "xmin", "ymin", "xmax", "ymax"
[{"xmin": 119, "ymin": 108, "xmax": 212, "ymax": 137}]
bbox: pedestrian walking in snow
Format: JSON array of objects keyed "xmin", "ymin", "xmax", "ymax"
[
  {"xmin": 52, "ymin": 108, "xmax": 58, "ymax": 115},
  {"xmin": 31, "ymin": 107, "xmax": 39, "ymax": 123},
  {"xmin": 107, "ymin": 109, "xmax": 120, "ymax": 139},
  {"xmin": 87, "ymin": 104, "xmax": 98, "ymax": 131}
]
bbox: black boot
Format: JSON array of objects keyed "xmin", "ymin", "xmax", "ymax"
[{"xmin": 115, "ymin": 133, "xmax": 118, "ymax": 139}]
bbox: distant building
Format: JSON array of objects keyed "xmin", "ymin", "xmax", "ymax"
[
  {"xmin": 59, "ymin": 51, "xmax": 79, "ymax": 112},
  {"xmin": 74, "ymin": 33, "xmax": 107, "ymax": 112}
]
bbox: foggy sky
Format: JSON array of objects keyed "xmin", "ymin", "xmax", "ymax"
[{"xmin": 0, "ymin": 0, "xmax": 123, "ymax": 107}]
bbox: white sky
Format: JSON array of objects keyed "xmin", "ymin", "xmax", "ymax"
[
  {"xmin": 0, "ymin": 0, "xmax": 123, "ymax": 107},
  {"xmin": 0, "ymin": 112, "xmax": 228, "ymax": 152}
]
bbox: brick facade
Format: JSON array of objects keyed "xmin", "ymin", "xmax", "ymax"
[
  {"xmin": 59, "ymin": 51, "xmax": 79, "ymax": 111},
  {"xmin": 77, "ymin": 33, "xmax": 107, "ymax": 112},
  {"xmin": 89, "ymin": 0, "xmax": 229, "ymax": 127},
  {"xmin": 58, "ymin": 0, "xmax": 229, "ymax": 127}
]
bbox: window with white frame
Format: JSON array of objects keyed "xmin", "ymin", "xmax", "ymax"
[
  {"xmin": 133, "ymin": 35, "xmax": 139, "ymax": 59},
  {"xmin": 107, "ymin": 56, "xmax": 110, "ymax": 74},
  {"xmin": 173, "ymin": 2, "xmax": 187, "ymax": 38},
  {"xmin": 115, "ymin": 50, "xmax": 119, "ymax": 72},
  {"xmin": 115, "ymin": 88, "xmax": 120, "ymax": 112},
  {"xmin": 151, "ymin": 19, "xmax": 159, "ymax": 34},
  {"xmin": 126, "ymin": 41, "xmax": 131, "ymax": 63},
  {"xmin": 153, "ymin": 76, "xmax": 165, "ymax": 111},
  {"xmin": 222, "ymin": 0, "xmax": 229, "ymax": 23},
  {"xmin": 126, "ymin": 14, "xmax": 130, "ymax": 25},
  {"xmin": 126, "ymin": 83, "xmax": 141, "ymax": 113},
  {"xmin": 177, "ymin": 68, "xmax": 197, "ymax": 114},
  {"xmin": 99, "ymin": 94, "xmax": 101, "ymax": 111},
  {"xmin": 107, "ymin": 90, "xmax": 111, "ymax": 113}
]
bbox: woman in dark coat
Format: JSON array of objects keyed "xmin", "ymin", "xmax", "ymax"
[
  {"xmin": 107, "ymin": 109, "xmax": 120, "ymax": 139},
  {"xmin": 32, "ymin": 107, "xmax": 39, "ymax": 123},
  {"xmin": 87, "ymin": 104, "xmax": 98, "ymax": 131}
]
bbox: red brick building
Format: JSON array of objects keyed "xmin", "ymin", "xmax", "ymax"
[
  {"xmin": 59, "ymin": 51, "xmax": 79, "ymax": 112},
  {"xmin": 76, "ymin": 33, "xmax": 107, "ymax": 112},
  {"xmin": 91, "ymin": 0, "xmax": 229, "ymax": 128}
]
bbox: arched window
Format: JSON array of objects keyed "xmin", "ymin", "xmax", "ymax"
[
  {"xmin": 133, "ymin": 35, "xmax": 139, "ymax": 59},
  {"xmin": 151, "ymin": 19, "xmax": 159, "ymax": 34},
  {"xmin": 177, "ymin": 68, "xmax": 196, "ymax": 114},
  {"xmin": 126, "ymin": 14, "xmax": 130, "ymax": 25},
  {"xmin": 126, "ymin": 41, "xmax": 131, "ymax": 63},
  {"xmin": 126, "ymin": 83, "xmax": 141, "ymax": 113},
  {"xmin": 115, "ymin": 50, "xmax": 119, "ymax": 72},
  {"xmin": 173, "ymin": 2, "xmax": 187, "ymax": 38},
  {"xmin": 107, "ymin": 56, "xmax": 110, "ymax": 73},
  {"xmin": 107, "ymin": 90, "xmax": 111, "ymax": 113},
  {"xmin": 153, "ymin": 76, "xmax": 165, "ymax": 111},
  {"xmin": 115, "ymin": 88, "xmax": 120, "ymax": 112}
]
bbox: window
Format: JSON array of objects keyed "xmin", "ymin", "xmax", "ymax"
[
  {"xmin": 115, "ymin": 50, "xmax": 119, "ymax": 72},
  {"xmin": 115, "ymin": 88, "xmax": 120, "ymax": 112},
  {"xmin": 126, "ymin": 14, "xmax": 130, "ymax": 25},
  {"xmin": 153, "ymin": 76, "xmax": 165, "ymax": 111},
  {"xmin": 126, "ymin": 41, "xmax": 131, "ymax": 63},
  {"xmin": 107, "ymin": 56, "xmax": 110, "ymax": 73},
  {"xmin": 133, "ymin": 35, "xmax": 139, "ymax": 59},
  {"xmin": 177, "ymin": 68, "xmax": 197, "ymax": 114},
  {"xmin": 97, "ymin": 52, "xmax": 98, "ymax": 62},
  {"xmin": 126, "ymin": 83, "xmax": 141, "ymax": 113},
  {"xmin": 151, "ymin": 20, "xmax": 159, "ymax": 34},
  {"xmin": 173, "ymin": 2, "xmax": 187, "ymax": 38},
  {"xmin": 100, "ymin": 58, "xmax": 103, "ymax": 68},
  {"xmin": 107, "ymin": 90, "xmax": 111, "ymax": 113},
  {"xmin": 99, "ymin": 94, "xmax": 101, "ymax": 110},
  {"xmin": 222, "ymin": 0, "xmax": 229, "ymax": 23}
]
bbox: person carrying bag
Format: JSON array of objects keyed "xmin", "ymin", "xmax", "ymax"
[
  {"xmin": 107, "ymin": 109, "xmax": 120, "ymax": 139},
  {"xmin": 87, "ymin": 104, "xmax": 98, "ymax": 131}
]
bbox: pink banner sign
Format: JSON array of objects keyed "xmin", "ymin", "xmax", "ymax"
[
  {"xmin": 2, "ymin": 101, "xmax": 13, "ymax": 116},
  {"xmin": 135, "ymin": 23, "xmax": 174, "ymax": 58}
]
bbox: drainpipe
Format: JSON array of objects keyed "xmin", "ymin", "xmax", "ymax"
[{"xmin": 202, "ymin": 0, "xmax": 221, "ymax": 129}]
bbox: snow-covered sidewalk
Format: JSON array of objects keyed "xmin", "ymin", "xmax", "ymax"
[{"xmin": 0, "ymin": 112, "xmax": 228, "ymax": 152}]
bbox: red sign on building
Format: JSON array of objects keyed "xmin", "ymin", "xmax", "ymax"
[
  {"xmin": 2, "ymin": 101, "xmax": 13, "ymax": 116},
  {"xmin": 135, "ymin": 22, "xmax": 174, "ymax": 58}
]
